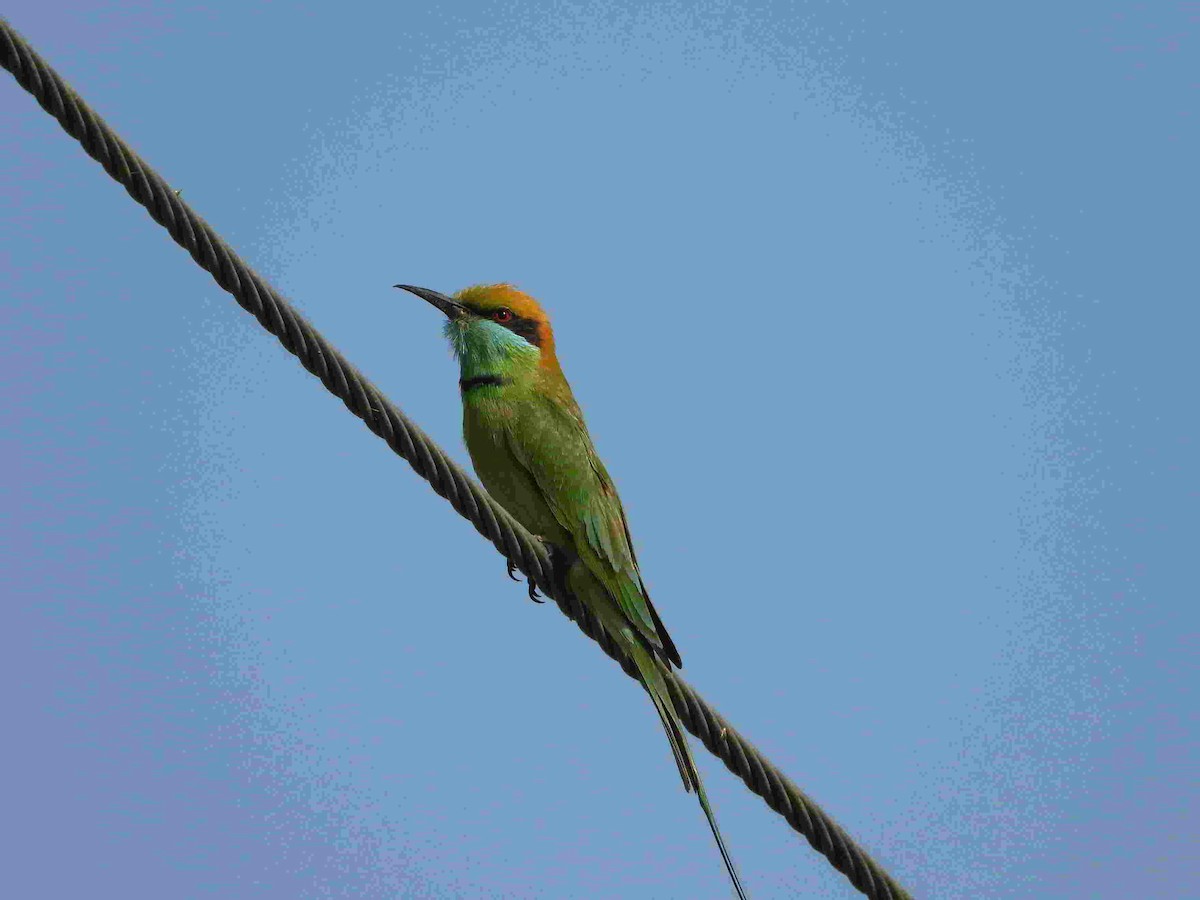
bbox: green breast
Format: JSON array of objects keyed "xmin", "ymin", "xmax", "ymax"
[{"xmin": 462, "ymin": 390, "xmax": 574, "ymax": 549}]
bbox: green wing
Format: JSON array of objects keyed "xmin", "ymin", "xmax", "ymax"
[{"xmin": 503, "ymin": 388, "xmax": 682, "ymax": 666}]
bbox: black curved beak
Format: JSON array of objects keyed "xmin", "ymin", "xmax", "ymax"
[{"xmin": 394, "ymin": 284, "xmax": 467, "ymax": 320}]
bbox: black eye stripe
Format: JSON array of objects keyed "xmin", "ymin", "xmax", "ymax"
[
  {"xmin": 462, "ymin": 303, "xmax": 543, "ymax": 347},
  {"xmin": 504, "ymin": 315, "xmax": 542, "ymax": 347}
]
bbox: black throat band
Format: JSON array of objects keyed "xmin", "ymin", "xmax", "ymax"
[{"xmin": 459, "ymin": 374, "xmax": 510, "ymax": 392}]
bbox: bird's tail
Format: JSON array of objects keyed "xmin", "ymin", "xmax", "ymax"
[{"xmin": 625, "ymin": 635, "xmax": 748, "ymax": 900}]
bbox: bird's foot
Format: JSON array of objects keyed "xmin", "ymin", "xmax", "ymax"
[
  {"xmin": 506, "ymin": 554, "xmax": 545, "ymax": 602},
  {"xmin": 526, "ymin": 536, "xmax": 551, "ymax": 601}
]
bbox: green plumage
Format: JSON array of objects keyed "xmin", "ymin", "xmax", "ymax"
[
  {"xmin": 402, "ymin": 283, "xmax": 746, "ymax": 898},
  {"xmin": 462, "ymin": 374, "xmax": 681, "ymax": 666}
]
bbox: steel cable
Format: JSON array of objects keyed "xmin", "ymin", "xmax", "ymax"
[{"xmin": 2, "ymin": 17, "xmax": 913, "ymax": 899}]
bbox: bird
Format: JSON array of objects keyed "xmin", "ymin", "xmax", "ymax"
[{"xmin": 396, "ymin": 282, "xmax": 747, "ymax": 899}]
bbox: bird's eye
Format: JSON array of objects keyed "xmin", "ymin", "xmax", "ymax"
[{"xmin": 492, "ymin": 308, "xmax": 514, "ymax": 323}]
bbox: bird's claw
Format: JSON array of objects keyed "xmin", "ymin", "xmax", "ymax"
[
  {"xmin": 506, "ymin": 557, "xmax": 544, "ymax": 602},
  {"xmin": 521, "ymin": 536, "xmax": 551, "ymax": 602}
]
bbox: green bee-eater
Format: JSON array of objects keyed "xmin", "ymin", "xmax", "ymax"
[{"xmin": 397, "ymin": 282, "xmax": 747, "ymax": 898}]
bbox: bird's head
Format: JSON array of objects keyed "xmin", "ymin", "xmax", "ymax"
[{"xmin": 396, "ymin": 283, "xmax": 559, "ymax": 377}]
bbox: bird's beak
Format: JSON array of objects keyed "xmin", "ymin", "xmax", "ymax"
[{"xmin": 394, "ymin": 284, "xmax": 467, "ymax": 320}]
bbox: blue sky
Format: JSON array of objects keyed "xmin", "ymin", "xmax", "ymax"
[{"xmin": 2, "ymin": 2, "xmax": 1195, "ymax": 897}]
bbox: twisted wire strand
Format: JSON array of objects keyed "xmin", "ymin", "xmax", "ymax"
[{"xmin": 2, "ymin": 18, "xmax": 912, "ymax": 900}]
